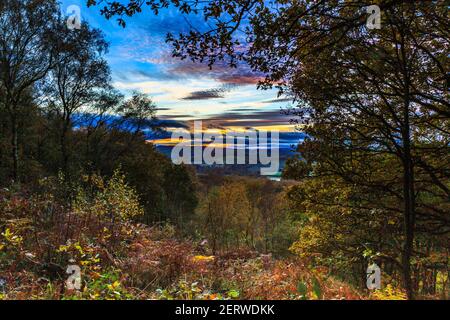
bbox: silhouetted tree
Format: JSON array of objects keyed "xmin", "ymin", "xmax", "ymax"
[
  {"xmin": 44, "ymin": 21, "xmax": 111, "ymax": 175},
  {"xmin": 0, "ymin": 0, "xmax": 61, "ymax": 181}
]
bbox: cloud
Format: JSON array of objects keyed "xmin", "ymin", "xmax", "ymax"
[
  {"xmin": 113, "ymin": 69, "xmax": 177, "ymax": 83},
  {"xmin": 199, "ymin": 109, "xmax": 294, "ymax": 128},
  {"xmin": 120, "ymin": 52, "xmax": 263, "ymax": 87},
  {"xmin": 230, "ymin": 107, "xmax": 259, "ymax": 112},
  {"xmin": 261, "ymin": 98, "xmax": 293, "ymax": 104},
  {"xmin": 159, "ymin": 114, "xmax": 193, "ymax": 119},
  {"xmin": 181, "ymin": 89, "xmax": 226, "ymax": 100},
  {"xmin": 169, "ymin": 60, "xmax": 264, "ymax": 86},
  {"xmin": 181, "ymin": 84, "xmax": 239, "ymax": 100}
]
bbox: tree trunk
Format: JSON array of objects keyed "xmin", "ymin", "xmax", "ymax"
[
  {"xmin": 60, "ymin": 115, "xmax": 71, "ymax": 175},
  {"xmin": 11, "ymin": 113, "xmax": 19, "ymax": 183},
  {"xmin": 60, "ymin": 129, "xmax": 68, "ymax": 174},
  {"xmin": 401, "ymin": 100, "xmax": 416, "ymax": 300},
  {"xmin": 402, "ymin": 154, "xmax": 415, "ymax": 299}
]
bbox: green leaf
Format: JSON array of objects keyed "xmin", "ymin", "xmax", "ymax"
[
  {"xmin": 312, "ymin": 277, "xmax": 322, "ymax": 299},
  {"xmin": 296, "ymin": 281, "xmax": 308, "ymax": 299},
  {"xmin": 228, "ymin": 289, "xmax": 240, "ymax": 299}
]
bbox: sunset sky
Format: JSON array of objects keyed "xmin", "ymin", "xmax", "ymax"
[{"xmin": 61, "ymin": 1, "xmax": 302, "ymax": 151}]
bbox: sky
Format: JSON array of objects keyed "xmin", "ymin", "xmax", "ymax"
[{"xmin": 61, "ymin": 1, "xmax": 302, "ymax": 155}]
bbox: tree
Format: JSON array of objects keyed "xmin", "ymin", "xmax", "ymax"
[
  {"xmin": 277, "ymin": 3, "xmax": 449, "ymax": 299},
  {"xmin": 197, "ymin": 181, "xmax": 252, "ymax": 252},
  {"xmin": 80, "ymin": 92, "xmax": 159, "ymax": 172},
  {"xmin": 116, "ymin": 91, "xmax": 158, "ymax": 135},
  {"xmin": 196, "ymin": 177, "xmax": 295, "ymax": 254},
  {"xmin": 44, "ymin": 21, "xmax": 111, "ymax": 175},
  {"xmin": 162, "ymin": 163, "xmax": 198, "ymax": 229},
  {"xmin": 0, "ymin": 0, "xmax": 61, "ymax": 182}
]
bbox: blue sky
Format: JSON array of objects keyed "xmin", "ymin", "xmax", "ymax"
[{"xmin": 61, "ymin": 1, "xmax": 298, "ymax": 134}]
